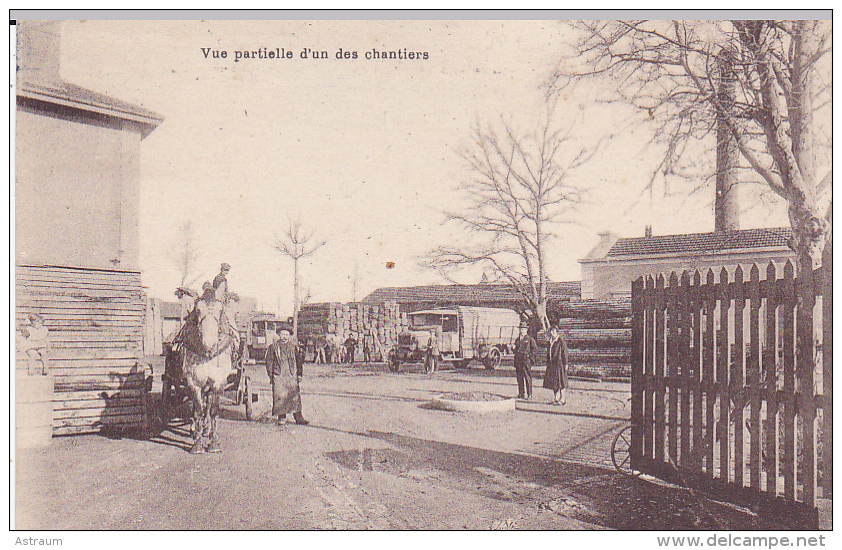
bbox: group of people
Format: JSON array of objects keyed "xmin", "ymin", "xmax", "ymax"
[
  {"xmin": 513, "ymin": 321, "xmax": 569, "ymax": 405},
  {"xmin": 306, "ymin": 333, "xmax": 379, "ymax": 364}
]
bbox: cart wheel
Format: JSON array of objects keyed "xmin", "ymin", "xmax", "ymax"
[
  {"xmin": 244, "ymin": 378, "xmax": 253, "ymax": 421},
  {"xmin": 483, "ymin": 348, "xmax": 501, "ymax": 370},
  {"xmin": 611, "ymin": 425, "xmax": 642, "ymax": 477}
]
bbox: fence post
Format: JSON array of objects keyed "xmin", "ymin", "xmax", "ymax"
[
  {"xmin": 734, "ymin": 265, "xmax": 745, "ymax": 488},
  {"xmin": 798, "ymin": 252, "xmax": 817, "ymax": 507},
  {"xmin": 679, "ymin": 271, "xmax": 692, "ymax": 468},
  {"xmin": 631, "ymin": 277, "xmax": 644, "ymax": 469},
  {"xmin": 822, "ymin": 237, "xmax": 832, "ymax": 501},
  {"xmin": 655, "ymin": 274, "xmax": 666, "ymax": 466},
  {"xmin": 782, "ymin": 261, "xmax": 796, "ymax": 502},
  {"xmin": 765, "ymin": 261, "xmax": 779, "ymax": 497},
  {"xmin": 748, "ymin": 264, "xmax": 762, "ymax": 490},
  {"xmin": 644, "ymin": 276, "xmax": 655, "ymax": 464},
  {"xmin": 704, "ymin": 269, "xmax": 716, "ymax": 479},
  {"xmin": 668, "ymin": 272, "xmax": 680, "ymax": 464},
  {"xmin": 718, "ymin": 266, "xmax": 731, "ymax": 482},
  {"xmin": 692, "ymin": 270, "xmax": 704, "ymax": 474}
]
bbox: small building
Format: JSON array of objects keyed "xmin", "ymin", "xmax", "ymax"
[
  {"xmin": 15, "ymin": 21, "xmax": 162, "ymax": 435},
  {"xmin": 579, "ymin": 227, "xmax": 795, "ymax": 301}
]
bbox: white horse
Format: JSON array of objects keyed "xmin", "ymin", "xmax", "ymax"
[{"xmin": 181, "ymin": 296, "xmax": 236, "ymax": 454}]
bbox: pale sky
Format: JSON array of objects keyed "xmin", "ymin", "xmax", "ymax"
[{"xmin": 57, "ymin": 19, "xmax": 792, "ymax": 314}]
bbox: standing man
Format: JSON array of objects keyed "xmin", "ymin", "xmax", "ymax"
[
  {"xmin": 265, "ymin": 326, "xmax": 308, "ymax": 426},
  {"xmin": 344, "ymin": 333, "xmax": 357, "ymax": 364},
  {"xmin": 542, "ymin": 325, "xmax": 570, "ymax": 405},
  {"xmin": 513, "ymin": 321, "xmax": 538, "ymax": 400},
  {"xmin": 363, "ymin": 337, "xmax": 372, "ymax": 363},
  {"xmin": 314, "ymin": 334, "xmax": 326, "ymax": 364},
  {"xmin": 424, "ymin": 328, "xmax": 440, "ymax": 374}
]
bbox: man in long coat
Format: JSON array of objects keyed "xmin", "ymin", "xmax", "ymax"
[
  {"xmin": 265, "ymin": 327, "xmax": 308, "ymax": 425},
  {"xmin": 542, "ymin": 325, "xmax": 570, "ymax": 405},
  {"xmin": 513, "ymin": 322, "xmax": 538, "ymax": 400}
]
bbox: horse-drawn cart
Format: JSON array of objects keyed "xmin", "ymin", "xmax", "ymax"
[{"xmin": 161, "ymin": 340, "xmax": 256, "ymax": 423}]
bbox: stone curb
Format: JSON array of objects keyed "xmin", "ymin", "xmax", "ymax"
[{"xmin": 429, "ymin": 394, "xmax": 516, "ymax": 414}]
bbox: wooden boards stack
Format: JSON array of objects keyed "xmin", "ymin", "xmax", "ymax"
[
  {"xmin": 298, "ymin": 301, "xmax": 409, "ymax": 357},
  {"xmin": 15, "ymin": 265, "xmax": 148, "ymax": 436}
]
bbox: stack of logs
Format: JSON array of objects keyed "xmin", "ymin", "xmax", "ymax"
[
  {"xmin": 298, "ymin": 302, "xmax": 409, "ymax": 360},
  {"xmin": 556, "ymin": 298, "xmax": 632, "ymax": 380}
]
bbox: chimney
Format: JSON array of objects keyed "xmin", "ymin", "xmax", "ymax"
[
  {"xmin": 16, "ymin": 21, "xmax": 62, "ymax": 85},
  {"xmin": 644, "ymin": 225, "xmax": 653, "ymax": 238},
  {"xmin": 715, "ymin": 48, "xmax": 740, "ymax": 232}
]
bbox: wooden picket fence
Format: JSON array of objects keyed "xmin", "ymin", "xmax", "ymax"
[{"xmin": 630, "ymin": 248, "xmax": 831, "ymax": 518}]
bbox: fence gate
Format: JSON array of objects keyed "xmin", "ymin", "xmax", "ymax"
[{"xmin": 630, "ymin": 253, "xmax": 831, "ymax": 525}]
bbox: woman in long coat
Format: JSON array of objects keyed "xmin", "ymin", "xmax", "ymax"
[
  {"xmin": 542, "ymin": 325, "xmax": 570, "ymax": 405},
  {"xmin": 265, "ymin": 327, "xmax": 308, "ymax": 425}
]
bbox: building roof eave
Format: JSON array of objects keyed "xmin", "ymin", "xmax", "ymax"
[
  {"xmin": 579, "ymin": 245, "xmax": 794, "ymax": 265},
  {"xmin": 18, "ymin": 80, "xmax": 163, "ymax": 138}
]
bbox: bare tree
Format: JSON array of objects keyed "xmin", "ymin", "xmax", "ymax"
[
  {"xmin": 551, "ymin": 20, "xmax": 832, "ymax": 271},
  {"xmin": 426, "ymin": 101, "xmax": 594, "ymax": 330},
  {"xmin": 273, "ymin": 216, "xmax": 325, "ymax": 339},
  {"xmin": 171, "ymin": 220, "xmax": 202, "ymax": 289}
]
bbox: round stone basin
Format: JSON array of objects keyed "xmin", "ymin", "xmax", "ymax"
[{"xmin": 430, "ymin": 391, "xmax": 516, "ymax": 414}]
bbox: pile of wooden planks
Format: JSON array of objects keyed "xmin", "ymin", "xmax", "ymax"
[
  {"xmin": 15, "ymin": 265, "xmax": 149, "ymax": 436},
  {"xmin": 298, "ymin": 301, "xmax": 409, "ymax": 358}
]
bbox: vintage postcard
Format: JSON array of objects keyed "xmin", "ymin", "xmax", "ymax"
[{"xmin": 11, "ymin": 12, "xmax": 832, "ymax": 535}]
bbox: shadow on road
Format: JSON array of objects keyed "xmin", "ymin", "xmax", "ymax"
[
  {"xmin": 514, "ymin": 405, "xmax": 629, "ymax": 422},
  {"xmin": 318, "ymin": 427, "xmax": 796, "ymax": 531}
]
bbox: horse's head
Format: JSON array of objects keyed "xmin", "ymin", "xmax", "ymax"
[{"xmin": 195, "ymin": 297, "xmax": 224, "ymax": 351}]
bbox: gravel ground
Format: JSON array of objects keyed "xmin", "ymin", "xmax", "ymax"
[{"xmin": 14, "ymin": 360, "xmax": 800, "ymax": 530}]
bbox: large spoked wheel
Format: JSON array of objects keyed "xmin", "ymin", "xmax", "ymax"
[
  {"xmin": 611, "ymin": 425, "xmax": 643, "ymax": 478},
  {"xmin": 482, "ymin": 348, "xmax": 501, "ymax": 370}
]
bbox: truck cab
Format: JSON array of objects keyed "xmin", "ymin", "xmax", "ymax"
[{"xmin": 245, "ymin": 316, "xmax": 286, "ymax": 362}]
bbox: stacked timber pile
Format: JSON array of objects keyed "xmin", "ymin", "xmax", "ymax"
[
  {"xmin": 15, "ymin": 265, "xmax": 149, "ymax": 436},
  {"xmin": 298, "ymin": 301, "xmax": 409, "ymax": 360},
  {"xmin": 555, "ymin": 298, "xmax": 631, "ymax": 380}
]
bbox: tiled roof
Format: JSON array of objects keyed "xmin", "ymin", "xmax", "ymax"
[
  {"xmin": 18, "ymin": 79, "xmax": 163, "ymax": 136},
  {"xmin": 362, "ymin": 281, "xmax": 581, "ymax": 305},
  {"xmin": 607, "ymin": 228, "xmax": 792, "ymax": 258}
]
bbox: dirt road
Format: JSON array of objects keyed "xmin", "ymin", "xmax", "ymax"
[{"xmin": 15, "ymin": 361, "xmax": 793, "ymax": 530}]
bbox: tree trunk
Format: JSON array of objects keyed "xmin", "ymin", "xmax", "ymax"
[
  {"xmin": 293, "ymin": 256, "xmax": 299, "ymax": 340},
  {"xmin": 715, "ymin": 49, "xmax": 740, "ymax": 232}
]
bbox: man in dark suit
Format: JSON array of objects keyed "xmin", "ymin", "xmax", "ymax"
[
  {"xmin": 344, "ymin": 334, "xmax": 357, "ymax": 364},
  {"xmin": 513, "ymin": 322, "xmax": 538, "ymax": 399}
]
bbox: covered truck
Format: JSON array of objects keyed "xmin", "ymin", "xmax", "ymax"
[{"xmin": 389, "ymin": 306, "xmax": 521, "ymax": 371}]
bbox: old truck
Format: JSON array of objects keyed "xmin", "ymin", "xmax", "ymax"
[
  {"xmin": 242, "ymin": 313, "xmax": 289, "ymax": 363},
  {"xmin": 388, "ymin": 306, "xmax": 521, "ymax": 371}
]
